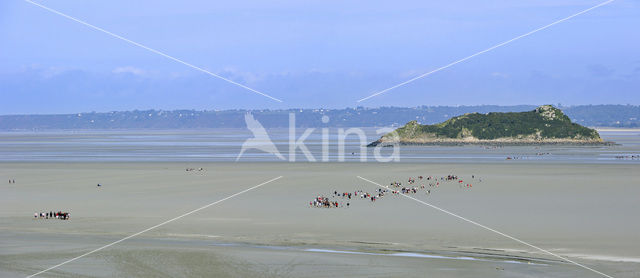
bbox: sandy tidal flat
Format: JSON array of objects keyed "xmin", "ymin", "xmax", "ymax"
[{"xmin": 1, "ymin": 162, "xmax": 639, "ymax": 277}]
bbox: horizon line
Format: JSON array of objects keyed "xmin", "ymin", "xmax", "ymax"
[{"xmin": 1, "ymin": 103, "xmax": 639, "ymax": 116}]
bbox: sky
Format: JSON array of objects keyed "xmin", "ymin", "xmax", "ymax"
[{"xmin": 1, "ymin": 0, "xmax": 639, "ymax": 114}]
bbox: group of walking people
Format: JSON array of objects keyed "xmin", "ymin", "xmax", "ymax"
[
  {"xmin": 615, "ymin": 154, "xmax": 639, "ymax": 160},
  {"xmin": 310, "ymin": 196, "xmax": 342, "ymax": 208},
  {"xmin": 309, "ymin": 173, "xmax": 480, "ymax": 208},
  {"xmin": 34, "ymin": 211, "xmax": 70, "ymax": 220},
  {"xmin": 185, "ymin": 167, "xmax": 205, "ymax": 172}
]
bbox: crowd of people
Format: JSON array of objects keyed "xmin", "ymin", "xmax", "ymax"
[
  {"xmin": 506, "ymin": 152, "xmax": 551, "ymax": 160},
  {"xmin": 615, "ymin": 154, "xmax": 639, "ymax": 160},
  {"xmin": 309, "ymin": 174, "xmax": 481, "ymax": 208},
  {"xmin": 185, "ymin": 167, "xmax": 205, "ymax": 172},
  {"xmin": 34, "ymin": 211, "xmax": 70, "ymax": 220},
  {"xmin": 310, "ymin": 196, "xmax": 342, "ymax": 208}
]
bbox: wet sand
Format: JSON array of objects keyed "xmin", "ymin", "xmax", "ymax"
[{"xmin": 1, "ymin": 162, "xmax": 639, "ymax": 277}]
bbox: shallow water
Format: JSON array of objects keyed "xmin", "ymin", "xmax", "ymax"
[{"xmin": 0, "ymin": 128, "xmax": 638, "ymax": 163}]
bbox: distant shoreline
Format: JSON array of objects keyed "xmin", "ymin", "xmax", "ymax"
[
  {"xmin": 1, "ymin": 105, "xmax": 638, "ymax": 129},
  {"xmin": 0, "ymin": 127, "xmax": 638, "ymax": 132}
]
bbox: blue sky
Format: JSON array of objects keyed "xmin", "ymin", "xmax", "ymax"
[{"xmin": 1, "ymin": 0, "xmax": 639, "ymax": 114}]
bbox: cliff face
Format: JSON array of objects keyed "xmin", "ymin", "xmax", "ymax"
[{"xmin": 370, "ymin": 105, "xmax": 606, "ymax": 146}]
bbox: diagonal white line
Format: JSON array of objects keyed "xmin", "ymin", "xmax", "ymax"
[
  {"xmin": 357, "ymin": 0, "xmax": 615, "ymax": 103},
  {"xmin": 26, "ymin": 176, "xmax": 283, "ymax": 278},
  {"xmin": 23, "ymin": 0, "xmax": 283, "ymax": 103},
  {"xmin": 356, "ymin": 176, "xmax": 614, "ymax": 278}
]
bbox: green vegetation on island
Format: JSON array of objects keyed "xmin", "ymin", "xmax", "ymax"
[{"xmin": 369, "ymin": 105, "xmax": 608, "ymax": 146}]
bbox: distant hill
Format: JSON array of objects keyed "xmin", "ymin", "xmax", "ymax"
[
  {"xmin": 369, "ymin": 105, "xmax": 607, "ymax": 146},
  {"xmin": 0, "ymin": 105, "xmax": 638, "ymax": 130}
]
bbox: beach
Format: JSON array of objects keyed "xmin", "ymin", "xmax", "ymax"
[{"xmin": 1, "ymin": 161, "xmax": 639, "ymax": 277}]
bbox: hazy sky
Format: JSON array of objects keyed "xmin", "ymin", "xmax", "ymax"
[{"xmin": 1, "ymin": 0, "xmax": 639, "ymax": 114}]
